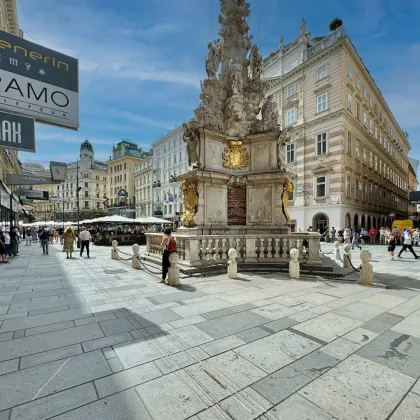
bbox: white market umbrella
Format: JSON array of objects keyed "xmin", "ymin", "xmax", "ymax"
[{"xmin": 142, "ymin": 216, "xmax": 172, "ymax": 224}]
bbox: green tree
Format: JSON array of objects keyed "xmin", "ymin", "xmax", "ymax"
[{"xmin": 329, "ymin": 18, "xmax": 343, "ymax": 32}]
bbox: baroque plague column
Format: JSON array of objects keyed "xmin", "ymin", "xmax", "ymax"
[{"xmin": 180, "ymin": 0, "xmax": 292, "ymax": 235}]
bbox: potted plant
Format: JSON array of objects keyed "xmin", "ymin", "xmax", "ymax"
[{"xmin": 329, "ymin": 18, "xmax": 343, "ymax": 32}]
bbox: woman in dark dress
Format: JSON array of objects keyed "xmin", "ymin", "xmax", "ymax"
[{"xmin": 388, "ymin": 234, "xmax": 396, "ymax": 260}]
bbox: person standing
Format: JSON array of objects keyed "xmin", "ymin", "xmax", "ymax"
[
  {"xmin": 352, "ymin": 227, "xmax": 362, "ymax": 250},
  {"xmin": 3, "ymin": 230, "xmax": 11, "ymax": 257},
  {"xmin": 79, "ymin": 227, "xmax": 92, "ymax": 258},
  {"xmin": 379, "ymin": 227, "xmax": 385, "ymax": 245},
  {"xmin": 387, "ymin": 234, "xmax": 396, "ymax": 260},
  {"xmin": 10, "ymin": 228, "xmax": 19, "ymax": 257},
  {"xmin": 160, "ymin": 227, "xmax": 177, "ymax": 284},
  {"xmin": 397, "ymin": 229, "xmax": 419, "ymax": 259},
  {"xmin": 368, "ymin": 227, "xmax": 377, "ymax": 244},
  {"xmin": 0, "ymin": 230, "xmax": 8, "ymax": 263},
  {"xmin": 330, "ymin": 227, "xmax": 336, "ymax": 241},
  {"xmin": 63, "ymin": 227, "xmax": 76, "ymax": 259},
  {"xmin": 39, "ymin": 227, "xmax": 50, "ymax": 255},
  {"xmin": 344, "ymin": 227, "xmax": 351, "ymax": 244}
]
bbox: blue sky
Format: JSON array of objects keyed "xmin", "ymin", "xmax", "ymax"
[{"xmin": 17, "ymin": 0, "xmax": 420, "ymax": 172}]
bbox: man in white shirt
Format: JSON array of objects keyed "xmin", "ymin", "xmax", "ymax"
[
  {"xmin": 79, "ymin": 228, "xmax": 92, "ymax": 258},
  {"xmin": 397, "ymin": 229, "xmax": 419, "ymax": 259}
]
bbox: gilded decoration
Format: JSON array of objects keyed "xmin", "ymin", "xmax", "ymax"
[
  {"xmin": 222, "ymin": 140, "xmax": 250, "ymax": 169},
  {"xmin": 282, "ymin": 181, "xmax": 294, "ymax": 222},
  {"xmin": 181, "ymin": 181, "xmax": 198, "ymax": 227}
]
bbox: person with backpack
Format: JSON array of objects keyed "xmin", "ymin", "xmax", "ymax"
[
  {"xmin": 160, "ymin": 227, "xmax": 177, "ymax": 284},
  {"xmin": 397, "ymin": 229, "xmax": 419, "ymax": 260}
]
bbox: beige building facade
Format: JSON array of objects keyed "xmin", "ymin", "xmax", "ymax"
[
  {"xmin": 264, "ymin": 24, "xmax": 410, "ymax": 232},
  {"xmin": 408, "ymin": 158, "xmax": 419, "ymax": 216},
  {"xmin": 134, "ymin": 156, "xmax": 153, "ymax": 218},
  {"xmin": 30, "ymin": 141, "xmax": 108, "ymax": 222},
  {"xmin": 107, "ymin": 140, "xmax": 150, "ymax": 218}
]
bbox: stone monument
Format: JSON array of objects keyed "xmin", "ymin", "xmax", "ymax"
[{"xmin": 180, "ymin": 0, "xmax": 292, "ymax": 235}]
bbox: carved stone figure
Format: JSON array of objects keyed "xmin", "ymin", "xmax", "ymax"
[
  {"xmin": 230, "ymin": 58, "xmax": 243, "ymax": 95},
  {"xmin": 205, "ymin": 39, "xmax": 222, "ymax": 79},
  {"xmin": 260, "ymin": 95, "xmax": 280, "ymax": 132},
  {"xmin": 289, "ymin": 248, "xmax": 300, "ymax": 280},
  {"xmin": 182, "ymin": 123, "xmax": 200, "ymax": 168},
  {"xmin": 280, "ymin": 36, "xmax": 284, "ymax": 50},
  {"xmin": 249, "ymin": 45, "xmax": 263, "ymax": 80},
  {"xmin": 277, "ymin": 126, "xmax": 292, "ymax": 169},
  {"xmin": 181, "ymin": 181, "xmax": 198, "ymax": 228},
  {"xmin": 300, "ymin": 18, "xmax": 307, "ymax": 35}
]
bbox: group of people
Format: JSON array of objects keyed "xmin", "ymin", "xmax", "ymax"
[
  {"xmin": 0, "ymin": 225, "xmax": 93, "ymax": 262},
  {"xmin": 334, "ymin": 227, "xmax": 377, "ymax": 250},
  {"xmin": 386, "ymin": 228, "xmax": 419, "ymax": 260}
]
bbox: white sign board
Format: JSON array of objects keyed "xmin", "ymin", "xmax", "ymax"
[{"xmin": 22, "ymin": 162, "xmax": 45, "ymax": 173}]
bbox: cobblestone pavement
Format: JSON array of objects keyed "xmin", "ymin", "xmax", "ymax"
[{"xmin": 0, "ymin": 241, "xmax": 420, "ymax": 420}]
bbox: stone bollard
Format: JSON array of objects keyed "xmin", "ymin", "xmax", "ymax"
[
  {"xmin": 227, "ymin": 248, "xmax": 238, "ymax": 279},
  {"xmin": 132, "ymin": 243, "xmax": 141, "ymax": 270},
  {"xmin": 289, "ymin": 248, "xmax": 300, "ymax": 280},
  {"xmin": 111, "ymin": 240, "xmax": 119, "ymax": 260},
  {"xmin": 167, "ymin": 253, "xmax": 180, "ymax": 286},
  {"xmin": 334, "ymin": 241, "xmax": 341, "ymax": 261},
  {"xmin": 343, "ymin": 244, "xmax": 351, "ymax": 268},
  {"xmin": 360, "ymin": 250, "xmax": 373, "ymax": 286}
]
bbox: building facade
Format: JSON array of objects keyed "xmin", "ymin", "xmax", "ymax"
[
  {"xmin": 134, "ymin": 155, "xmax": 153, "ymax": 218},
  {"xmin": 263, "ymin": 23, "xmax": 411, "ymax": 231},
  {"xmin": 107, "ymin": 140, "xmax": 150, "ymax": 218},
  {"xmin": 29, "ymin": 140, "xmax": 108, "ymax": 222},
  {"xmin": 0, "ymin": 0, "xmax": 21, "ymax": 227},
  {"xmin": 408, "ymin": 158, "xmax": 419, "ymax": 216},
  {"xmin": 151, "ymin": 126, "xmax": 188, "ymax": 225}
]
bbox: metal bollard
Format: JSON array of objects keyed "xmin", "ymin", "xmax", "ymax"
[
  {"xmin": 132, "ymin": 243, "xmax": 140, "ymax": 269},
  {"xmin": 111, "ymin": 240, "xmax": 119, "ymax": 260},
  {"xmin": 289, "ymin": 248, "xmax": 300, "ymax": 280},
  {"xmin": 227, "ymin": 248, "xmax": 238, "ymax": 279}
]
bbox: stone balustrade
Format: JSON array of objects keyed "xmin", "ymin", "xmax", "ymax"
[
  {"xmin": 146, "ymin": 232, "xmax": 321, "ymax": 266},
  {"xmin": 307, "ymin": 26, "xmax": 344, "ymax": 59}
]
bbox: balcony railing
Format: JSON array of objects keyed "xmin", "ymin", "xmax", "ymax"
[
  {"xmin": 307, "ymin": 26, "xmax": 345, "ymax": 59},
  {"xmin": 146, "ymin": 232, "xmax": 321, "ymax": 266}
]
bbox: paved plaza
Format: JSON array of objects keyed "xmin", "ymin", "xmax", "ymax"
[{"xmin": 0, "ymin": 241, "xmax": 420, "ymax": 419}]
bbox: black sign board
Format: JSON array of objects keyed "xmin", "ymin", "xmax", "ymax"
[
  {"xmin": 409, "ymin": 191, "xmax": 420, "ymax": 204},
  {"xmin": 0, "ymin": 110, "xmax": 35, "ymax": 152},
  {"xmin": 227, "ymin": 186, "xmax": 247, "ymax": 225}
]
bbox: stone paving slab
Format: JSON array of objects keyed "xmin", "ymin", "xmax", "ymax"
[{"xmin": 0, "ymin": 243, "xmax": 420, "ymax": 419}]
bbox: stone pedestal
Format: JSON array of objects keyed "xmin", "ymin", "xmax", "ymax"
[
  {"xmin": 227, "ymin": 248, "xmax": 238, "ymax": 279},
  {"xmin": 343, "ymin": 244, "xmax": 351, "ymax": 268},
  {"xmin": 360, "ymin": 250, "xmax": 373, "ymax": 286},
  {"xmin": 111, "ymin": 240, "xmax": 118, "ymax": 260},
  {"xmin": 168, "ymin": 253, "xmax": 180, "ymax": 286},
  {"xmin": 179, "ymin": 129, "xmax": 291, "ymax": 236},
  {"xmin": 132, "ymin": 244, "xmax": 140, "ymax": 270},
  {"xmin": 334, "ymin": 241, "xmax": 341, "ymax": 261}
]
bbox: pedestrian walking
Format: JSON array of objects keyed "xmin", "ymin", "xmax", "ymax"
[
  {"xmin": 352, "ymin": 227, "xmax": 362, "ymax": 250},
  {"xmin": 25, "ymin": 228, "xmax": 32, "ymax": 246},
  {"xmin": 79, "ymin": 227, "xmax": 92, "ymax": 258},
  {"xmin": 38, "ymin": 227, "xmax": 50, "ymax": 255},
  {"xmin": 63, "ymin": 227, "xmax": 76, "ymax": 259},
  {"xmin": 379, "ymin": 227, "xmax": 385, "ymax": 245},
  {"xmin": 160, "ymin": 227, "xmax": 177, "ymax": 284},
  {"xmin": 397, "ymin": 229, "xmax": 419, "ymax": 259},
  {"xmin": 344, "ymin": 227, "xmax": 351, "ymax": 244},
  {"xmin": 330, "ymin": 227, "xmax": 336, "ymax": 241},
  {"xmin": 387, "ymin": 234, "xmax": 396, "ymax": 260}
]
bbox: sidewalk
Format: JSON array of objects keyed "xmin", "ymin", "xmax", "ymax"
[{"xmin": 0, "ymin": 242, "xmax": 419, "ymax": 419}]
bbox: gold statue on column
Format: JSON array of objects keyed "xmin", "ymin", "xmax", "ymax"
[
  {"xmin": 282, "ymin": 181, "xmax": 294, "ymax": 222},
  {"xmin": 181, "ymin": 181, "xmax": 198, "ymax": 227}
]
